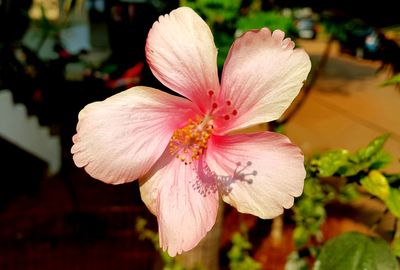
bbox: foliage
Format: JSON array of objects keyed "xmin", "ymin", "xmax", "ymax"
[
  {"xmin": 288, "ymin": 134, "xmax": 400, "ymax": 269},
  {"xmin": 309, "ymin": 134, "xmax": 391, "ymax": 177},
  {"xmin": 136, "ymin": 217, "xmax": 261, "ymax": 270},
  {"xmin": 228, "ymin": 226, "xmax": 262, "ymax": 270},
  {"xmin": 179, "ymin": 0, "xmax": 297, "ymax": 69},
  {"xmin": 213, "ymin": 30, "xmax": 235, "ymax": 69},
  {"xmin": 360, "ymin": 170, "xmax": 390, "ymax": 200},
  {"xmin": 386, "ymin": 188, "xmax": 400, "ymax": 219},
  {"xmin": 314, "ymin": 232, "xmax": 398, "ymax": 270},
  {"xmin": 393, "ymin": 238, "xmax": 400, "ymax": 258},
  {"xmin": 180, "ymin": 0, "xmax": 241, "ymax": 24},
  {"xmin": 292, "ymin": 177, "xmax": 335, "ymax": 248},
  {"xmin": 236, "ymin": 10, "xmax": 297, "ymax": 37},
  {"xmin": 136, "ymin": 217, "xmax": 199, "ymax": 270},
  {"xmin": 180, "ymin": 0, "xmax": 239, "ymax": 69},
  {"xmin": 382, "ymin": 74, "xmax": 400, "ymax": 87},
  {"xmin": 137, "ymin": 136, "xmax": 400, "ymax": 270},
  {"xmin": 320, "ymin": 15, "xmax": 368, "ymax": 43}
]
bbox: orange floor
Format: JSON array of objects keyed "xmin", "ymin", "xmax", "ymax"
[{"xmin": 287, "ymin": 39, "xmax": 400, "ymax": 172}]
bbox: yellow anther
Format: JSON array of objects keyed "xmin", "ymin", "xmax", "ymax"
[{"xmin": 169, "ymin": 117, "xmax": 212, "ymax": 164}]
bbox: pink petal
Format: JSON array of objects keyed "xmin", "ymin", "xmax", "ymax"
[
  {"xmin": 146, "ymin": 7, "xmax": 220, "ymax": 113},
  {"xmin": 139, "ymin": 153, "xmax": 219, "ymax": 256},
  {"xmin": 206, "ymin": 132, "xmax": 305, "ymax": 218},
  {"xmin": 71, "ymin": 86, "xmax": 196, "ymax": 184},
  {"xmin": 217, "ymin": 28, "xmax": 311, "ymax": 133}
]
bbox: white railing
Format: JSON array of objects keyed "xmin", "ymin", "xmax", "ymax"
[{"xmin": 0, "ymin": 89, "xmax": 61, "ymax": 174}]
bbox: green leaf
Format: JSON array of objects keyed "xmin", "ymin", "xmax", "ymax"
[
  {"xmin": 303, "ymin": 179, "xmax": 326, "ymax": 201},
  {"xmin": 338, "ymin": 183, "xmax": 360, "ymax": 203},
  {"xmin": 314, "ymin": 232, "xmax": 398, "ymax": 270},
  {"xmin": 385, "ymin": 188, "xmax": 400, "ymax": 218},
  {"xmin": 228, "ymin": 230, "xmax": 261, "ymax": 270},
  {"xmin": 392, "ymin": 239, "xmax": 400, "ymax": 258},
  {"xmin": 186, "ymin": 0, "xmax": 241, "ymax": 23},
  {"xmin": 356, "ymin": 134, "xmax": 389, "ymax": 162},
  {"xmin": 237, "ymin": 10, "xmax": 296, "ymax": 34},
  {"xmin": 311, "ymin": 150, "xmax": 349, "ymax": 177},
  {"xmin": 338, "ymin": 134, "xmax": 391, "ymax": 176},
  {"xmin": 214, "ymin": 30, "xmax": 234, "ymax": 69},
  {"xmin": 369, "ymin": 151, "xmax": 392, "ymax": 169},
  {"xmin": 360, "ymin": 170, "xmax": 390, "ymax": 200},
  {"xmin": 382, "ymin": 74, "xmax": 400, "ymax": 86},
  {"xmin": 293, "ymin": 226, "xmax": 310, "ymax": 248},
  {"xmin": 231, "ymin": 232, "xmax": 252, "ymax": 250},
  {"xmin": 274, "ymin": 124, "xmax": 285, "ymax": 134},
  {"xmin": 387, "ymin": 173, "xmax": 400, "ymax": 185}
]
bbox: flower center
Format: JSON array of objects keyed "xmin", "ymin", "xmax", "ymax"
[{"xmin": 169, "ymin": 116, "xmax": 213, "ymax": 165}]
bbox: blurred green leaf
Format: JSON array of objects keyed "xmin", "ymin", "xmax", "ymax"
[
  {"xmin": 181, "ymin": 0, "xmax": 241, "ymax": 23},
  {"xmin": 293, "ymin": 226, "xmax": 310, "ymax": 248},
  {"xmin": 382, "ymin": 74, "xmax": 400, "ymax": 86},
  {"xmin": 321, "ymin": 16, "xmax": 367, "ymax": 43},
  {"xmin": 236, "ymin": 11, "xmax": 297, "ymax": 35},
  {"xmin": 293, "ymin": 178, "xmax": 331, "ymax": 246},
  {"xmin": 232, "ymin": 232, "xmax": 252, "ymax": 250},
  {"xmin": 180, "ymin": 0, "xmax": 240, "ymax": 70},
  {"xmin": 312, "ymin": 134, "xmax": 391, "ymax": 177},
  {"xmin": 387, "ymin": 173, "xmax": 400, "ymax": 185},
  {"xmin": 337, "ymin": 183, "xmax": 360, "ymax": 203},
  {"xmin": 135, "ymin": 217, "xmax": 194, "ymax": 270},
  {"xmin": 314, "ymin": 232, "xmax": 398, "ymax": 270},
  {"xmin": 355, "ymin": 134, "xmax": 389, "ymax": 162},
  {"xmin": 295, "ymin": 197, "xmax": 326, "ymax": 221},
  {"xmin": 360, "ymin": 170, "xmax": 390, "ymax": 200},
  {"xmin": 392, "ymin": 239, "xmax": 400, "ymax": 258},
  {"xmin": 274, "ymin": 124, "xmax": 285, "ymax": 134},
  {"xmin": 228, "ymin": 231, "xmax": 262, "ymax": 270},
  {"xmin": 293, "ymin": 134, "xmax": 398, "ymax": 268},
  {"xmin": 369, "ymin": 151, "xmax": 392, "ymax": 170},
  {"xmin": 213, "ymin": 30, "xmax": 234, "ymax": 68},
  {"xmin": 311, "ymin": 150, "xmax": 349, "ymax": 177},
  {"xmin": 180, "ymin": 0, "xmax": 198, "ymax": 10},
  {"xmin": 385, "ymin": 188, "xmax": 400, "ymax": 218},
  {"xmin": 303, "ymin": 179, "xmax": 325, "ymax": 201}
]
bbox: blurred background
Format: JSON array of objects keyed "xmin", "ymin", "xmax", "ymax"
[{"xmin": 1, "ymin": 0, "xmax": 399, "ymax": 269}]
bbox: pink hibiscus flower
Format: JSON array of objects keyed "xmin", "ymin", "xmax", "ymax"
[{"xmin": 71, "ymin": 7, "xmax": 311, "ymax": 256}]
